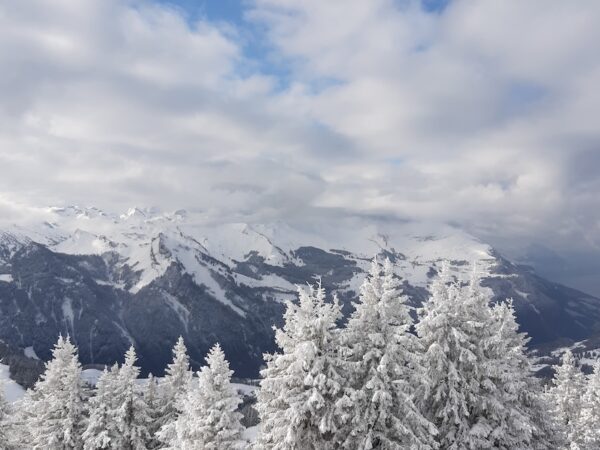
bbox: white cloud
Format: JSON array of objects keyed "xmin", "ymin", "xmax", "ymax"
[
  {"xmin": 249, "ymin": 0, "xmax": 600, "ymax": 253},
  {"xmin": 0, "ymin": 0, "xmax": 599, "ymax": 272}
]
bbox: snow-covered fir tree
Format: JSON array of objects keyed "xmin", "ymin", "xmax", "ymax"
[
  {"xmin": 489, "ymin": 300, "xmax": 561, "ymax": 449},
  {"xmin": 145, "ymin": 373, "xmax": 161, "ymax": 449},
  {"xmin": 416, "ymin": 263, "xmax": 475, "ymax": 449},
  {"xmin": 255, "ymin": 281, "xmax": 344, "ymax": 449},
  {"xmin": 548, "ymin": 350, "xmax": 586, "ymax": 446},
  {"xmin": 0, "ymin": 379, "xmax": 11, "ymax": 449},
  {"xmin": 19, "ymin": 335, "xmax": 85, "ymax": 449},
  {"xmin": 336, "ymin": 259, "xmax": 437, "ymax": 449},
  {"xmin": 155, "ymin": 336, "xmax": 193, "ymax": 444},
  {"xmin": 416, "ymin": 264, "xmax": 548, "ymax": 449},
  {"xmin": 82, "ymin": 364, "xmax": 120, "ymax": 450},
  {"xmin": 82, "ymin": 347, "xmax": 152, "ymax": 450},
  {"xmin": 577, "ymin": 360, "xmax": 600, "ymax": 449},
  {"xmin": 146, "ymin": 373, "xmax": 158, "ymax": 411},
  {"xmin": 159, "ymin": 343, "xmax": 245, "ymax": 449},
  {"xmin": 113, "ymin": 346, "xmax": 152, "ymax": 450}
]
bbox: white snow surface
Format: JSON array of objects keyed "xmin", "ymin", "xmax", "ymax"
[
  {"xmin": 243, "ymin": 425, "xmax": 260, "ymax": 443},
  {"xmin": 550, "ymin": 341, "xmax": 587, "ymax": 357},
  {"xmin": 231, "ymin": 382, "xmax": 258, "ymax": 396},
  {"xmin": 0, "ymin": 364, "xmax": 26, "ymax": 403},
  {"xmin": 0, "ymin": 274, "xmax": 12, "ymax": 283},
  {"xmin": 81, "ymin": 368, "xmax": 104, "ymax": 387},
  {"xmin": 24, "ymin": 346, "xmax": 40, "ymax": 360},
  {"xmin": 0, "ymin": 206, "xmax": 497, "ymax": 313},
  {"xmin": 514, "ymin": 289, "xmax": 530, "ymax": 299}
]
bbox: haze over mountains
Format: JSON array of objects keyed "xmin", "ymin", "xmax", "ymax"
[{"xmin": 0, "ymin": 205, "xmax": 598, "ymax": 377}]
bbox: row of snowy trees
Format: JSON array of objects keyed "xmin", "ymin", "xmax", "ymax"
[
  {"xmin": 0, "ymin": 258, "xmax": 597, "ymax": 448},
  {"xmin": 550, "ymin": 350, "xmax": 600, "ymax": 449},
  {"xmin": 0, "ymin": 336, "xmax": 246, "ymax": 449},
  {"xmin": 255, "ymin": 260, "xmax": 568, "ymax": 449}
]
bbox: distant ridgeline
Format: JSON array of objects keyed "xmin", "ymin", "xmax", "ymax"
[{"xmin": 0, "ymin": 206, "xmax": 600, "ymax": 379}]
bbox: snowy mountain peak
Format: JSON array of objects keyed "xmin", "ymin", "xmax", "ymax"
[
  {"xmin": 1, "ymin": 207, "xmax": 498, "ymax": 300},
  {"xmin": 0, "ymin": 205, "xmax": 598, "ymax": 379},
  {"xmin": 120, "ymin": 206, "xmax": 154, "ymax": 221},
  {"xmin": 46, "ymin": 205, "xmax": 111, "ymax": 220}
]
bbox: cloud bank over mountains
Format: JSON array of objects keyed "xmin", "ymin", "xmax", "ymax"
[{"xmin": 0, "ymin": 0, "xmax": 599, "ymax": 291}]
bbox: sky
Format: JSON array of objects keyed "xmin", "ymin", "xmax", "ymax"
[{"xmin": 0, "ymin": 0, "xmax": 599, "ymax": 294}]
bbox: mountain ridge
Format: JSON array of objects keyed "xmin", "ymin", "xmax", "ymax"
[{"xmin": 0, "ymin": 206, "xmax": 598, "ymax": 377}]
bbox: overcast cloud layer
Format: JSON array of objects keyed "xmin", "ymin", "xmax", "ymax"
[{"xmin": 0, "ymin": 0, "xmax": 599, "ymax": 292}]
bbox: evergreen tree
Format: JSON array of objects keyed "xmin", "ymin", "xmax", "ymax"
[
  {"xmin": 255, "ymin": 282, "xmax": 344, "ymax": 449},
  {"xmin": 574, "ymin": 359, "xmax": 600, "ymax": 448},
  {"xmin": 417, "ymin": 264, "xmax": 547, "ymax": 449},
  {"xmin": 487, "ymin": 300, "xmax": 560, "ymax": 449},
  {"xmin": 159, "ymin": 343, "xmax": 245, "ymax": 449},
  {"xmin": 112, "ymin": 346, "xmax": 152, "ymax": 450},
  {"xmin": 416, "ymin": 263, "xmax": 475, "ymax": 449},
  {"xmin": 548, "ymin": 350, "xmax": 585, "ymax": 446},
  {"xmin": 19, "ymin": 335, "xmax": 85, "ymax": 449},
  {"xmin": 83, "ymin": 347, "xmax": 152, "ymax": 450},
  {"xmin": 155, "ymin": 336, "xmax": 193, "ymax": 443},
  {"xmin": 0, "ymin": 379, "xmax": 11, "ymax": 449},
  {"xmin": 337, "ymin": 259, "xmax": 437, "ymax": 449},
  {"xmin": 145, "ymin": 373, "xmax": 161, "ymax": 449},
  {"xmin": 83, "ymin": 365, "xmax": 120, "ymax": 449}
]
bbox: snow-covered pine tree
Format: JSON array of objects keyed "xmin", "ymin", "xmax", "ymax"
[
  {"xmin": 255, "ymin": 281, "xmax": 344, "ymax": 450},
  {"xmin": 146, "ymin": 373, "xmax": 158, "ymax": 409},
  {"xmin": 548, "ymin": 350, "xmax": 586, "ymax": 446},
  {"xmin": 336, "ymin": 259, "xmax": 437, "ymax": 449},
  {"xmin": 112, "ymin": 346, "xmax": 152, "ymax": 450},
  {"xmin": 83, "ymin": 364, "xmax": 120, "ymax": 450},
  {"xmin": 487, "ymin": 300, "xmax": 561, "ymax": 449},
  {"xmin": 145, "ymin": 373, "xmax": 161, "ymax": 449},
  {"xmin": 533, "ymin": 389, "xmax": 566, "ymax": 450},
  {"xmin": 416, "ymin": 263, "xmax": 475, "ymax": 449},
  {"xmin": 155, "ymin": 336, "xmax": 193, "ymax": 443},
  {"xmin": 417, "ymin": 264, "xmax": 546, "ymax": 449},
  {"xmin": 0, "ymin": 379, "xmax": 10, "ymax": 449},
  {"xmin": 573, "ymin": 359, "xmax": 600, "ymax": 449},
  {"xmin": 159, "ymin": 343, "xmax": 245, "ymax": 449},
  {"xmin": 19, "ymin": 335, "xmax": 85, "ymax": 449}
]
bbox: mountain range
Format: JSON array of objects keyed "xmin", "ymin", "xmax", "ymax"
[{"xmin": 0, "ymin": 206, "xmax": 599, "ymax": 378}]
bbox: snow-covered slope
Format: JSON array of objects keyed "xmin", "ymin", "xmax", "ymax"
[
  {"xmin": 1, "ymin": 206, "xmax": 495, "ymax": 301},
  {"xmin": 0, "ymin": 364, "xmax": 26, "ymax": 402},
  {"xmin": 0, "ymin": 206, "xmax": 598, "ymax": 377}
]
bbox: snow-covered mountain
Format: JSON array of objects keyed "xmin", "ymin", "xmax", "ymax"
[{"xmin": 0, "ymin": 206, "xmax": 598, "ymax": 377}]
